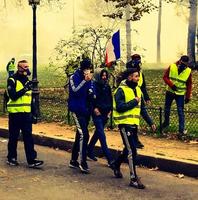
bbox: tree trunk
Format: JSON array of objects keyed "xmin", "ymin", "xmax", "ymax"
[
  {"xmin": 157, "ymin": 0, "xmax": 162, "ymax": 64},
  {"xmin": 187, "ymin": 0, "xmax": 197, "ymax": 65},
  {"xmin": 4, "ymin": 0, "xmax": 6, "ymax": 8},
  {"xmin": 126, "ymin": 4, "xmax": 131, "ymax": 62}
]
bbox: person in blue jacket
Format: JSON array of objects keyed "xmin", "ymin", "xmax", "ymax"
[{"xmin": 68, "ymin": 58, "xmax": 95, "ymax": 174}]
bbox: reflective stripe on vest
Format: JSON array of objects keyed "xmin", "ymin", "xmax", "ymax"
[
  {"xmin": 7, "ymin": 78, "xmax": 32, "ymax": 113},
  {"xmin": 138, "ymin": 71, "xmax": 143, "ymax": 87},
  {"xmin": 113, "ymin": 85, "xmax": 141, "ymax": 125},
  {"xmin": 167, "ymin": 64, "xmax": 191, "ymax": 95}
]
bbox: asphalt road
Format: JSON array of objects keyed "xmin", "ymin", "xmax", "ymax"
[{"xmin": 0, "ymin": 138, "xmax": 197, "ymax": 200}]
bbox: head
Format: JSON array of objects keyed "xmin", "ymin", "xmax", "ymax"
[
  {"xmin": 11, "ymin": 57, "xmax": 15, "ymax": 63},
  {"xmin": 126, "ymin": 68, "xmax": 140, "ymax": 83},
  {"xmin": 80, "ymin": 58, "xmax": 92, "ymax": 72},
  {"xmin": 131, "ymin": 54, "xmax": 141, "ymax": 68},
  {"xmin": 100, "ymin": 69, "xmax": 109, "ymax": 84},
  {"xmin": 17, "ymin": 60, "xmax": 31, "ymax": 76},
  {"xmin": 178, "ymin": 55, "xmax": 189, "ymax": 70}
]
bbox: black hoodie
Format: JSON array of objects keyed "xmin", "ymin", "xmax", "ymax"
[{"xmin": 93, "ymin": 69, "xmax": 112, "ymax": 115}]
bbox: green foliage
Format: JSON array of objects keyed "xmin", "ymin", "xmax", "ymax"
[{"xmin": 49, "ymin": 26, "xmax": 113, "ymax": 75}]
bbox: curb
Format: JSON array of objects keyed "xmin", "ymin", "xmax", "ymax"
[{"xmin": 0, "ymin": 128, "xmax": 197, "ymax": 178}]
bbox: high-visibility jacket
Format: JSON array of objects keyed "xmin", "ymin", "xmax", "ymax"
[
  {"xmin": 138, "ymin": 71, "xmax": 143, "ymax": 87},
  {"xmin": 8, "ymin": 63, "xmax": 15, "ymax": 71},
  {"xmin": 113, "ymin": 84, "xmax": 141, "ymax": 125},
  {"xmin": 7, "ymin": 78, "xmax": 32, "ymax": 113},
  {"xmin": 167, "ymin": 63, "xmax": 191, "ymax": 95}
]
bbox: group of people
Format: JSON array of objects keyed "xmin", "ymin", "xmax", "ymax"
[{"xmin": 5, "ymin": 54, "xmax": 192, "ymax": 190}]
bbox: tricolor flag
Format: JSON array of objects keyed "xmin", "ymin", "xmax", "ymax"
[{"xmin": 105, "ymin": 30, "xmax": 121, "ymax": 65}]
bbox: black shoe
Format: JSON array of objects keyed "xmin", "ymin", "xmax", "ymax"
[
  {"xmin": 114, "ymin": 168, "xmax": 123, "ymax": 178},
  {"xmin": 69, "ymin": 160, "xmax": 80, "ymax": 169},
  {"xmin": 129, "ymin": 177, "xmax": 145, "ymax": 189},
  {"xmin": 87, "ymin": 154, "xmax": 98, "ymax": 161},
  {"xmin": 136, "ymin": 140, "xmax": 144, "ymax": 149},
  {"xmin": 79, "ymin": 162, "xmax": 90, "ymax": 174},
  {"xmin": 28, "ymin": 159, "xmax": 44, "ymax": 168},
  {"xmin": 7, "ymin": 158, "xmax": 19, "ymax": 166}
]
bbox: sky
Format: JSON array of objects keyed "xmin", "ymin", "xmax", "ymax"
[{"xmin": 0, "ymin": 0, "xmax": 191, "ymax": 71}]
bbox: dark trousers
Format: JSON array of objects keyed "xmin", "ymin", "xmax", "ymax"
[
  {"xmin": 164, "ymin": 91, "xmax": 185, "ymax": 133},
  {"xmin": 7, "ymin": 113, "xmax": 37, "ymax": 163},
  {"xmin": 115, "ymin": 124, "xmax": 138, "ymax": 179},
  {"xmin": 88, "ymin": 115, "xmax": 113, "ymax": 164},
  {"xmin": 71, "ymin": 113, "xmax": 90, "ymax": 164}
]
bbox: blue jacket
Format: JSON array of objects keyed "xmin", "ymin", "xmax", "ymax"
[{"xmin": 68, "ymin": 69, "xmax": 95, "ymax": 116}]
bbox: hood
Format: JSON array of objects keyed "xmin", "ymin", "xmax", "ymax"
[{"xmin": 93, "ymin": 68, "xmax": 109, "ymax": 84}]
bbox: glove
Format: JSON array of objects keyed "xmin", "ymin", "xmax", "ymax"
[
  {"xmin": 185, "ymin": 98, "xmax": 190, "ymax": 104},
  {"xmin": 171, "ymin": 85, "xmax": 177, "ymax": 91},
  {"xmin": 24, "ymin": 81, "xmax": 33, "ymax": 91}
]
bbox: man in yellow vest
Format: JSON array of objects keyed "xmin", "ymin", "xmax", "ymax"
[
  {"xmin": 126, "ymin": 54, "xmax": 156, "ymax": 148},
  {"xmin": 6, "ymin": 60, "xmax": 44, "ymax": 168},
  {"xmin": 162, "ymin": 55, "xmax": 192, "ymax": 139},
  {"xmin": 112, "ymin": 68, "xmax": 145, "ymax": 189},
  {"xmin": 6, "ymin": 57, "xmax": 15, "ymax": 77}
]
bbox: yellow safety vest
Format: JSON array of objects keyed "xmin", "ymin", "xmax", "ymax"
[
  {"xmin": 167, "ymin": 63, "xmax": 191, "ymax": 95},
  {"xmin": 113, "ymin": 84, "xmax": 141, "ymax": 125},
  {"xmin": 7, "ymin": 78, "xmax": 32, "ymax": 113},
  {"xmin": 8, "ymin": 63, "xmax": 15, "ymax": 71},
  {"xmin": 138, "ymin": 71, "xmax": 143, "ymax": 87}
]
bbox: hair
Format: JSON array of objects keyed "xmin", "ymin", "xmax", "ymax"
[
  {"xmin": 116, "ymin": 68, "xmax": 139, "ymax": 86},
  {"xmin": 180, "ymin": 55, "xmax": 189, "ymax": 63},
  {"xmin": 80, "ymin": 58, "xmax": 92, "ymax": 71},
  {"xmin": 131, "ymin": 54, "xmax": 141, "ymax": 60}
]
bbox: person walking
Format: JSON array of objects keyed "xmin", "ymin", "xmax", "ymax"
[
  {"xmin": 112, "ymin": 68, "xmax": 145, "ymax": 189},
  {"xmin": 6, "ymin": 60, "xmax": 44, "ymax": 168},
  {"xmin": 162, "ymin": 55, "xmax": 192, "ymax": 139},
  {"xmin": 87, "ymin": 68, "xmax": 114, "ymax": 168},
  {"xmin": 126, "ymin": 54, "xmax": 156, "ymax": 148},
  {"xmin": 6, "ymin": 57, "xmax": 15, "ymax": 77},
  {"xmin": 68, "ymin": 58, "xmax": 94, "ymax": 174}
]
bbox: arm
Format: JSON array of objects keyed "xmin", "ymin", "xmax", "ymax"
[
  {"xmin": 163, "ymin": 67, "xmax": 174, "ymax": 88},
  {"xmin": 69, "ymin": 72, "xmax": 86, "ymax": 96},
  {"xmin": 140, "ymin": 98, "xmax": 153, "ymax": 126},
  {"xmin": 141, "ymin": 73, "xmax": 150, "ymax": 101},
  {"xmin": 114, "ymin": 88, "xmax": 139, "ymax": 113},
  {"xmin": 185, "ymin": 73, "xmax": 192, "ymax": 100},
  {"xmin": 7, "ymin": 79, "xmax": 26, "ymax": 101}
]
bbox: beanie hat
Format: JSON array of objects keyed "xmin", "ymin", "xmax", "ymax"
[
  {"xmin": 131, "ymin": 54, "xmax": 141, "ymax": 60},
  {"xmin": 80, "ymin": 58, "xmax": 92, "ymax": 71}
]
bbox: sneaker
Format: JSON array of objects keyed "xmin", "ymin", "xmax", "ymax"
[
  {"xmin": 69, "ymin": 160, "xmax": 80, "ymax": 169},
  {"xmin": 113, "ymin": 168, "xmax": 123, "ymax": 178},
  {"xmin": 87, "ymin": 154, "xmax": 98, "ymax": 161},
  {"xmin": 79, "ymin": 162, "xmax": 90, "ymax": 174},
  {"xmin": 129, "ymin": 177, "xmax": 145, "ymax": 189},
  {"xmin": 136, "ymin": 140, "xmax": 144, "ymax": 149},
  {"xmin": 28, "ymin": 159, "xmax": 44, "ymax": 168},
  {"xmin": 7, "ymin": 158, "xmax": 19, "ymax": 166}
]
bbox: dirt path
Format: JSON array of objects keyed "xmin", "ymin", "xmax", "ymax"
[{"xmin": 0, "ymin": 117, "xmax": 197, "ymax": 163}]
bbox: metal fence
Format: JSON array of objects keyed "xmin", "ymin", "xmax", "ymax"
[{"xmin": 0, "ymin": 92, "xmax": 197, "ymax": 139}]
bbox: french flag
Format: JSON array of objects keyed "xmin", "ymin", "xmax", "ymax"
[{"xmin": 105, "ymin": 30, "xmax": 121, "ymax": 65}]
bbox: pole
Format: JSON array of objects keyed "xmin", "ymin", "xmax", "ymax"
[
  {"xmin": 32, "ymin": 4, "xmax": 40, "ymax": 123},
  {"xmin": 126, "ymin": 4, "xmax": 132, "ymax": 62}
]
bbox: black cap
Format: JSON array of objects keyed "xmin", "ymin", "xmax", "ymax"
[
  {"xmin": 80, "ymin": 58, "xmax": 92, "ymax": 71},
  {"xmin": 180, "ymin": 55, "xmax": 189, "ymax": 64}
]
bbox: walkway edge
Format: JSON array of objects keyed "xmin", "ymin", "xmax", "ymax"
[{"xmin": 0, "ymin": 128, "xmax": 197, "ymax": 178}]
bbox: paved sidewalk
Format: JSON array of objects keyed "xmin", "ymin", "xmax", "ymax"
[{"xmin": 0, "ymin": 117, "xmax": 197, "ymax": 177}]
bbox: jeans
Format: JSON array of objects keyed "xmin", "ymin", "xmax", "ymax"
[
  {"xmin": 71, "ymin": 113, "xmax": 90, "ymax": 164},
  {"xmin": 88, "ymin": 115, "xmax": 113, "ymax": 164},
  {"xmin": 164, "ymin": 91, "xmax": 185, "ymax": 133}
]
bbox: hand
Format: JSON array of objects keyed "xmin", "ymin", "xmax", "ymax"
[
  {"xmin": 84, "ymin": 70, "xmax": 92, "ymax": 81},
  {"xmin": 185, "ymin": 98, "xmax": 190, "ymax": 104},
  {"xmin": 151, "ymin": 124, "xmax": 157, "ymax": 132},
  {"xmin": 171, "ymin": 85, "xmax": 177, "ymax": 91},
  {"xmin": 94, "ymin": 108, "xmax": 101, "ymax": 116},
  {"xmin": 24, "ymin": 81, "xmax": 33, "ymax": 91},
  {"xmin": 135, "ymin": 97, "xmax": 141, "ymax": 103},
  {"xmin": 145, "ymin": 100, "xmax": 151, "ymax": 105},
  {"xmin": 107, "ymin": 111, "xmax": 112, "ymax": 119}
]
